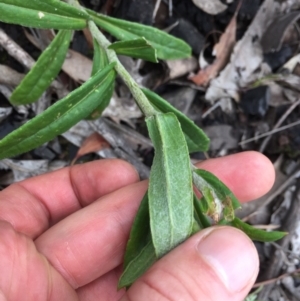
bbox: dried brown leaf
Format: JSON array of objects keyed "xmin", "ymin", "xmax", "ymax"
[
  {"xmin": 189, "ymin": 5, "xmax": 239, "ymax": 86},
  {"xmin": 72, "ymin": 132, "xmax": 110, "ymax": 164},
  {"xmin": 102, "ymin": 93, "xmax": 142, "ymax": 125},
  {"xmin": 166, "ymin": 57, "xmax": 198, "ymax": 79},
  {"xmin": 205, "ymin": 0, "xmax": 284, "ymax": 104},
  {"xmin": 62, "ymin": 49, "xmax": 92, "ymax": 83}
]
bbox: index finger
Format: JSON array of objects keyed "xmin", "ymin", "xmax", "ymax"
[{"xmin": 0, "ymin": 159, "xmax": 139, "ymax": 238}]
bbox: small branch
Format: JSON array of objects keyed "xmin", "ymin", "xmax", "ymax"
[
  {"xmin": 153, "ymin": 0, "xmax": 162, "ymax": 20},
  {"xmin": 240, "ymin": 119, "xmax": 300, "ymax": 145},
  {"xmin": 0, "ymin": 64, "xmax": 24, "ymax": 86},
  {"xmin": 0, "ymin": 84, "xmax": 12, "ymax": 100},
  {"xmin": 0, "ymin": 29, "xmax": 35, "ymax": 69},
  {"xmin": 259, "ymin": 98, "xmax": 300, "ymax": 152},
  {"xmin": 253, "ymin": 267, "xmax": 300, "ymax": 288}
]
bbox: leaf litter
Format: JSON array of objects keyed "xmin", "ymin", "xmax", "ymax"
[{"xmin": 189, "ymin": 1, "xmax": 240, "ymax": 87}]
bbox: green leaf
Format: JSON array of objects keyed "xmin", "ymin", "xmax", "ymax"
[
  {"xmin": 192, "ymin": 169, "xmax": 241, "ymax": 222},
  {"xmin": 193, "ymin": 194, "xmax": 211, "ymax": 228},
  {"xmin": 118, "ymin": 192, "xmax": 157, "ymax": 289},
  {"xmin": 91, "ymin": 39, "xmax": 109, "ymax": 76},
  {"xmin": 108, "ymin": 38, "xmax": 158, "ymax": 63},
  {"xmin": 231, "ymin": 218, "xmax": 288, "ymax": 242},
  {"xmin": 0, "ymin": 0, "xmax": 88, "ymax": 30},
  {"xmin": 87, "ymin": 39, "xmax": 114, "ymax": 119},
  {"xmin": 0, "ymin": 64, "xmax": 116, "ymax": 159},
  {"xmin": 10, "ymin": 30, "xmax": 73, "ymax": 105},
  {"xmin": 1, "ymin": 0, "xmax": 90, "ymax": 18},
  {"xmin": 146, "ymin": 113, "xmax": 193, "ymax": 258},
  {"xmin": 123, "ymin": 192, "xmax": 152, "ymax": 268},
  {"xmin": 86, "ymin": 9, "xmax": 191, "ymax": 60},
  {"xmin": 142, "ymin": 88, "xmax": 210, "ymax": 153},
  {"xmin": 118, "ymin": 239, "xmax": 156, "ymax": 289},
  {"xmin": 191, "ymin": 219, "xmax": 201, "ymax": 234}
]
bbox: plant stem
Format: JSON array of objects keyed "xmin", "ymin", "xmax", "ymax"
[
  {"xmin": 65, "ymin": 0, "xmax": 158, "ymax": 116},
  {"xmin": 66, "ymin": 0, "xmax": 158, "ymax": 117},
  {"xmin": 87, "ymin": 21, "xmax": 158, "ymax": 117}
]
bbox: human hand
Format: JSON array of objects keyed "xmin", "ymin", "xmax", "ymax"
[{"xmin": 0, "ymin": 151, "xmax": 274, "ymax": 301}]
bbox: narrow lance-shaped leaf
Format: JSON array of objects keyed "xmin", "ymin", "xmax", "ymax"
[
  {"xmin": 87, "ymin": 38, "xmax": 114, "ymax": 119},
  {"xmin": 192, "ymin": 169, "xmax": 241, "ymax": 222},
  {"xmin": 0, "ymin": 0, "xmax": 88, "ymax": 30},
  {"xmin": 142, "ymin": 88, "xmax": 210, "ymax": 153},
  {"xmin": 0, "ymin": 0, "xmax": 89, "ymax": 18},
  {"xmin": 108, "ymin": 38, "xmax": 158, "ymax": 63},
  {"xmin": 86, "ymin": 9, "xmax": 191, "ymax": 60},
  {"xmin": 231, "ymin": 217, "xmax": 287, "ymax": 242},
  {"xmin": 193, "ymin": 194, "xmax": 211, "ymax": 229},
  {"xmin": 147, "ymin": 113, "xmax": 194, "ymax": 258},
  {"xmin": 10, "ymin": 30, "xmax": 73, "ymax": 105},
  {"xmin": 91, "ymin": 39, "xmax": 109, "ymax": 76},
  {"xmin": 123, "ymin": 192, "xmax": 151, "ymax": 268},
  {"xmin": 119, "ymin": 239, "xmax": 156, "ymax": 289},
  {"xmin": 191, "ymin": 219, "xmax": 201, "ymax": 234},
  {"xmin": 0, "ymin": 64, "xmax": 116, "ymax": 159},
  {"xmin": 118, "ymin": 192, "xmax": 157, "ymax": 289}
]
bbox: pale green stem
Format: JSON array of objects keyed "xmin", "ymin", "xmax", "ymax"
[
  {"xmin": 66, "ymin": 0, "xmax": 157, "ymax": 117},
  {"xmin": 87, "ymin": 21, "xmax": 157, "ymax": 117}
]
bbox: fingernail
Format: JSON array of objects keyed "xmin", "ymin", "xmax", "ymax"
[{"xmin": 197, "ymin": 227, "xmax": 259, "ymax": 293}]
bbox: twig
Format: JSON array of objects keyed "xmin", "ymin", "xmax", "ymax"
[
  {"xmin": 169, "ymin": 0, "xmax": 173, "ymax": 17},
  {"xmin": 0, "ymin": 84, "xmax": 12, "ymax": 100},
  {"xmin": 270, "ymin": 242, "xmax": 300, "ymax": 262},
  {"xmin": 250, "ymin": 224, "xmax": 280, "ymax": 230},
  {"xmin": 259, "ymin": 99, "xmax": 300, "ymax": 152},
  {"xmin": 257, "ymin": 167, "xmax": 300, "ymax": 209},
  {"xmin": 153, "ymin": 0, "xmax": 162, "ymax": 20},
  {"xmin": 161, "ymin": 0, "xmax": 173, "ymax": 17},
  {"xmin": 240, "ymin": 120, "xmax": 300, "ymax": 145},
  {"xmin": 0, "ymin": 65, "xmax": 24, "ymax": 86},
  {"xmin": 88, "ymin": 21, "xmax": 158, "ymax": 117},
  {"xmin": 0, "ymin": 29, "xmax": 35, "ymax": 69},
  {"xmin": 253, "ymin": 268, "xmax": 300, "ymax": 288},
  {"xmin": 201, "ymin": 101, "xmax": 221, "ymax": 119}
]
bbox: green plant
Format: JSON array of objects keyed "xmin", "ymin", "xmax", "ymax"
[
  {"xmin": 0, "ymin": 0, "xmax": 287, "ymax": 289},
  {"xmin": 244, "ymin": 286, "xmax": 263, "ymax": 301}
]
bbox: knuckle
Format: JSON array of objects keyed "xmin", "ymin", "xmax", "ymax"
[{"xmin": 0, "ymin": 221, "xmax": 20, "ymax": 254}]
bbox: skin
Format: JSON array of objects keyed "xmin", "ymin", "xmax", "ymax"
[{"xmin": 0, "ymin": 151, "xmax": 275, "ymax": 301}]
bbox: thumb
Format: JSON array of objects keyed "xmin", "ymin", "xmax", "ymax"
[{"xmin": 120, "ymin": 227, "xmax": 259, "ymax": 301}]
